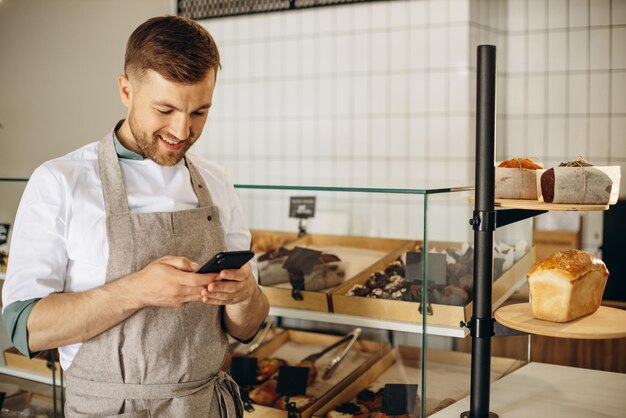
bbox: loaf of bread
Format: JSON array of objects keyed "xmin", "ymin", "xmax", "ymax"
[
  {"xmin": 541, "ymin": 166, "xmax": 612, "ymax": 204},
  {"xmin": 495, "ymin": 158, "xmax": 543, "ymax": 200},
  {"xmin": 527, "ymin": 249, "xmax": 609, "ymax": 322}
]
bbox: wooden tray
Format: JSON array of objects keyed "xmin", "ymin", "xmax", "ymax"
[
  {"xmin": 255, "ymin": 233, "xmax": 409, "ymax": 313},
  {"xmin": 312, "ymin": 346, "xmax": 524, "ymax": 417},
  {"xmin": 332, "ymin": 243, "xmax": 534, "ymax": 327},
  {"xmin": 494, "ymin": 303, "xmax": 626, "ymax": 339},
  {"xmin": 243, "ymin": 329, "xmax": 389, "ymax": 418}
]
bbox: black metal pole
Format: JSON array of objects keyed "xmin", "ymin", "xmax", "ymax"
[{"xmin": 463, "ymin": 45, "xmax": 497, "ymax": 418}]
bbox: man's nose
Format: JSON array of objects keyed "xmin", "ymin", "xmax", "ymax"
[{"xmin": 171, "ymin": 113, "xmax": 191, "ymax": 141}]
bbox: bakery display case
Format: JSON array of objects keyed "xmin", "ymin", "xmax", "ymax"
[{"xmin": 233, "ymin": 183, "xmax": 535, "ymax": 417}]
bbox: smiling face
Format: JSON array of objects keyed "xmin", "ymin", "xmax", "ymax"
[{"xmin": 117, "ymin": 69, "xmax": 216, "ymax": 166}]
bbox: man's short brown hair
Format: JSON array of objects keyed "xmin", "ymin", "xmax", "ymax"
[{"xmin": 125, "ymin": 15, "xmax": 221, "ymax": 83}]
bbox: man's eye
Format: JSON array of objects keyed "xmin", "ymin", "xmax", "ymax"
[
  {"xmin": 156, "ymin": 109, "xmax": 172, "ymax": 114},
  {"xmin": 192, "ymin": 111, "xmax": 207, "ymax": 117}
]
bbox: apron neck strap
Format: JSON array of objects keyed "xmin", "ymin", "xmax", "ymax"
[
  {"xmin": 185, "ymin": 157, "xmax": 214, "ymax": 208},
  {"xmin": 98, "ymin": 133, "xmax": 130, "ymax": 216}
]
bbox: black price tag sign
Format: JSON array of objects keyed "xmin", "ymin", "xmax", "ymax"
[
  {"xmin": 0, "ymin": 224, "xmax": 9, "ymax": 246},
  {"xmin": 405, "ymin": 251, "xmax": 447, "ymax": 285},
  {"xmin": 289, "ymin": 196, "xmax": 316, "ymax": 219},
  {"xmin": 277, "ymin": 365, "xmax": 309, "ymax": 396},
  {"xmin": 381, "ymin": 383, "xmax": 419, "ymax": 416},
  {"xmin": 230, "ymin": 357, "xmax": 258, "ymax": 387},
  {"xmin": 284, "ymin": 247, "xmax": 322, "ymax": 275}
]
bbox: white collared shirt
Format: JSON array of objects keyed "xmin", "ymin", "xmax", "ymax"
[{"xmin": 2, "ymin": 140, "xmax": 254, "ymax": 369}]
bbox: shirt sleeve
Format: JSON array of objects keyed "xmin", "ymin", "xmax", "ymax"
[
  {"xmin": 2, "ymin": 164, "xmax": 68, "ymax": 308},
  {"xmin": 222, "ymin": 170, "xmax": 259, "ymax": 283},
  {"xmin": 1, "ymin": 298, "xmax": 41, "ymax": 358}
]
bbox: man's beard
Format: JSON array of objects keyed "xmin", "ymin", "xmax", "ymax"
[{"xmin": 128, "ymin": 111, "xmax": 193, "ymax": 167}]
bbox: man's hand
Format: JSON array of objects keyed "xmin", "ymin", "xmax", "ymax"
[
  {"xmin": 199, "ymin": 262, "xmax": 269, "ymax": 341},
  {"xmin": 199, "ymin": 263, "xmax": 258, "ymax": 306},
  {"xmin": 129, "ymin": 256, "xmax": 215, "ymax": 308}
]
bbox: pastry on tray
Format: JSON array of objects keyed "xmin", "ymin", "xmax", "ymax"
[
  {"xmin": 326, "ymin": 402, "xmax": 369, "ymax": 418},
  {"xmin": 256, "ymin": 358, "xmax": 287, "ymax": 383},
  {"xmin": 495, "ymin": 158, "xmax": 543, "ymax": 200},
  {"xmin": 355, "ymin": 384, "xmax": 384, "ymax": 411},
  {"xmin": 541, "ymin": 157, "xmax": 613, "ymax": 204},
  {"xmin": 248, "ymin": 379, "xmax": 280, "ymax": 406},
  {"xmin": 527, "ymin": 249, "xmax": 609, "ymax": 322}
]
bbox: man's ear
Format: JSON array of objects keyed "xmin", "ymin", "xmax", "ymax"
[{"xmin": 118, "ymin": 74, "xmax": 132, "ymax": 107}]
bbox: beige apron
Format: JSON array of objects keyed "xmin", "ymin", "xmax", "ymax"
[{"xmin": 64, "ymin": 133, "xmax": 244, "ymax": 418}]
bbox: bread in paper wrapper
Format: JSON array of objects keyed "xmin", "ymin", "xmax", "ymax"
[
  {"xmin": 527, "ymin": 249, "xmax": 609, "ymax": 322},
  {"xmin": 541, "ymin": 166, "xmax": 613, "ymax": 204},
  {"xmin": 257, "ymin": 247, "xmax": 346, "ymax": 291},
  {"xmin": 495, "ymin": 158, "xmax": 543, "ymax": 199}
]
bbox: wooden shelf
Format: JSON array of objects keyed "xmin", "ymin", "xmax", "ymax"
[
  {"xmin": 0, "ymin": 365, "xmax": 58, "ymax": 386},
  {"xmin": 269, "ymin": 307, "xmax": 469, "ymax": 338},
  {"xmin": 492, "ymin": 198, "xmax": 608, "ymax": 211},
  {"xmin": 494, "ymin": 303, "xmax": 626, "ymax": 339},
  {"xmin": 469, "ymin": 196, "xmax": 609, "ymax": 211}
]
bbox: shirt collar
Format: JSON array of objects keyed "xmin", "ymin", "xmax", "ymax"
[{"xmin": 113, "ymin": 126, "xmax": 144, "ymax": 161}]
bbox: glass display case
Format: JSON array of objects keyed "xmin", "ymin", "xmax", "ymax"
[{"xmin": 0, "ymin": 177, "xmax": 537, "ymax": 417}]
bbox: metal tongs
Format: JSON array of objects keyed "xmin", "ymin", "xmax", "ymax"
[
  {"xmin": 244, "ymin": 318, "xmax": 275, "ymax": 355},
  {"xmin": 322, "ymin": 328, "xmax": 361, "ymax": 380}
]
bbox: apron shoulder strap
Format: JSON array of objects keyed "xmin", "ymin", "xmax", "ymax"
[
  {"xmin": 185, "ymin": 156, "xmax": 215, "ymax": 208},
  {"xmin": 98, "ymin": 134, "xmax": 130, "ymax": 216}
]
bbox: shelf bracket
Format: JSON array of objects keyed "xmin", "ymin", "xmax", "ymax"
[
  {"xmin": 469, "ymin": 210, "xmax": 496, "ymax": 231},
  {"xmin": 495, "ymin": 209, "xmax": 547, "ymax": 228},
  {"xmin": 493, "ymin": 320, "xmax": 528, "ymax": 337},
  {"xmin": 460, "ymin": 317, "xmax": 494, "ymax": 338}
]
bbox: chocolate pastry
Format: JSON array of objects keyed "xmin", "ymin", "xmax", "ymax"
[
  {"xmin": 347, "ymin": 284, "xmax": 370, "ymax": 297},
  {"xmin": 365, "ymin": 271, "xmax": 390, "ymax": 290},
  {"xmin": 384, "ymin": 260, "xmax": 405, "ymax": 277},
  {"xmin": 356, "ymin": 386, "xmax": 384, "ymax": 411},
  {"xmin": 326, "ymin": 402, "xmax": 369, "ymax": 418}
]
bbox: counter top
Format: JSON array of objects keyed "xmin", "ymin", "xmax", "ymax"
[{"xmin": 430, "ymin": 362, "xmax": 626, "ymax": 418}]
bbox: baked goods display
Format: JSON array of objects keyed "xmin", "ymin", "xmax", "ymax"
[
  {"xmin": 527, "ymin": 249, "xmax": 610, "ymax": 322},
  {"xmin": 237, "ymin": 330, "xmax": 379, "ymax": 415},
  {"xmin": 345, "ymin": 241, "xmax": 527, "ymax": 306},
  {"xmin": 323, "ymin": 384, "xmax": 419, "ymax": 418},
  {"xmin": 495, "ymin": 158, "xmax": 543, "ymax": 200},
  {"xmin": 540, "ymin": 157, "xmax": 613, "ymax": 204},
  {"xmin": 257, "ymin": 246, "xmax": 346, "ymax": 291}
]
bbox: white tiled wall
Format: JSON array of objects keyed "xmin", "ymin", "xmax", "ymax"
[
  {"xmin": 499, "ymin": 0, "xmax": 626, "ymax": 253},
  {"xmin": 196, "ymin": 0, "xmax": 475, "ymax": 240},
  {"xmin": 195, "ymin": 0, "xmax": 624, "ymax": 247}
]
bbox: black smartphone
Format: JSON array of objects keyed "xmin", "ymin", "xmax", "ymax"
[{"xmin": 196, "ymin": 250, "xmax": 254, "ymax": 274}]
